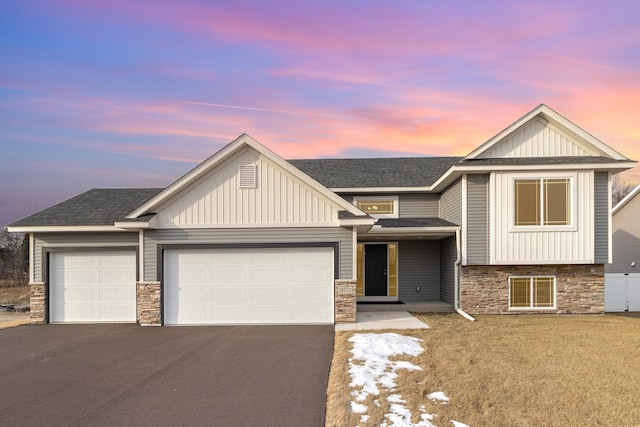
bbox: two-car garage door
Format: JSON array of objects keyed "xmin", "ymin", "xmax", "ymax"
[{"xmin": 164, "ymin": 247, "xmax": 334, "ymax": 325}]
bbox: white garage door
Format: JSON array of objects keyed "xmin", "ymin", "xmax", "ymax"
[
  {"xmin": 164, "ymin": 247, "xmax": 334, "ymax": 325},
  {"xmin": 605, "ymin": 273, "xmax": 640, "ymax": 312},
  {"xmin": 50, "ymin": 251, "xmax": 137, "ymax": 323}
]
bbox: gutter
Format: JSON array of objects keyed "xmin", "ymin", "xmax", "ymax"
[{"xmin": 454, "ymin": 229, "xmax": 476, "ymax": 321}]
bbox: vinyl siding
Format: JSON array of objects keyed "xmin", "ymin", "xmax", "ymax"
[
  {"xmin": 439, "ymin": 236, "xmax": 456, "ymax": 305},
  {"xmin": 477, "ymin": 119, "xmax": 589, "ymax": 158},
  {"xmin": 491, "ymin": 170, "xmax": 594, "ymax": 264},
  {"xmin": 155, "ymin": 147, "xmax": 340, "ymax": 228},
  {"xmin": 466, "ymin": 174, "xmax": 489, "ymax": 265},
  {"xmin": 594, "ymin": 172, "xmax": 609, "ymax": 264},
  {"xmin": 144, "ymin": 227, "xmax": 353, "ymax": 281},
  {"xmin": 440, "ymin": 178, "xmax": 462, "ymax": 225},
  {"xmin": 399, "ymin": 193, "xmax": 439, "ymax": 218},
  {"xmin": 607, "ymin": 189, "xmax": 640, "ymax": 273},
  {"xmin": 33, "ymin": 232, "xmax": 138, "ymax": 282},
  {"xmin": 338, "ymin": 193, "xmax": 439, "ymax": 218},
  {"xmin": 398, "ymin": 241, "xmax": 440, "ymax": 302}
]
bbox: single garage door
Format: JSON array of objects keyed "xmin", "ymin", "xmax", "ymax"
[
  {"xmin": 50, "ymin": 251, "xmax": 137, "ymax": 323},
  {"xmin": 605, "ymin": 273, "xmax": 640, "ymax": 312},
  {"xmin": 164, "ymin": 247, "xmax": 334, "ymax": 325}
]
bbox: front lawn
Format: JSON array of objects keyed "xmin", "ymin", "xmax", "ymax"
[{"xmin": 326, "ymin": 313, "xmax": 640, "ymax": 426}]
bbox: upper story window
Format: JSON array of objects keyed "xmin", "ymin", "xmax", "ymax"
[
  {"xmin": 353, "ymin": 196, "xmax": 398, "ymax": 218},
  {"xmin": 514, "ymin": 178, "xmax": 571, "ymax": 226}
]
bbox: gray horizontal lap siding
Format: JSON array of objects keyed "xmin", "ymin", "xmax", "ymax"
[
  {"xmin": 399, "ymin": 194, "xmax": 439, "ymax": 218},
  {"xmin": 466, "ymin": 174, "xmax": 490, "ymax": 265},
  {"xmin": 398, "ymin": 241, "xmax": 440, "ymax": 302},
  {"xmin": 338, "ymin": 193, "xmax": 439, "ymax": 218},
  {"xmin": 594, "ymin": 172, "xmax": 609, "ymax": 264},
  {"xmin": 33, "ymin": 232, "xmax": 139, "ymax": 282},
  {"xmin": 439, "ymin": 236, "xmax": 456, "ymax": 305},
  {"xmin": 607, "ymin": 188, "xmax": 640, "ymax": 274},
  {"xmin": 439, "ymin": 179, "xmax": 462, "ymax": 225},
  {"xmin": 144, "ymin": 227, "xmax": 354, "ymax": 281}
]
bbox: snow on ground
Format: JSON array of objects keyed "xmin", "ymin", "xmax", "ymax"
[{"xmin": 348, "ymin": 332, "xmax": 470, "ymax": 427}]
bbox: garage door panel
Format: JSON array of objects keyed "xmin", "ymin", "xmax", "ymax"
[
  {"xmin": 164, "ymin": 247, "xmax": 334, "ymax": 325},
  {"xmin": 50, "ymin": 252, "xmax": 136, "ymax": 323}
]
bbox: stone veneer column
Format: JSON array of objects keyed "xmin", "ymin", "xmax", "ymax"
[
  {"xmin": 460, "ymin": 264, "xmax": 605, "ymax": 314},
  {"xmin": 29, "ymin": 282, "xmax": 46, "ymax": 324},
  {"xmin": 334, "ymin": 279, "xmax": 356, "ymax": 323},
  {"xmin": 137, "ymin": 281, "xmax": 161, "ymax": 326}
]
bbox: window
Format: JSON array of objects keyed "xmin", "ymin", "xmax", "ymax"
[
  {"xmin": 509, "ymin": 277, "xmax": 555, "ymax": 309},
  {"xmin": 354, "ymin": 197, "xmax": 398, "ymax": 218},
  {"xmin": 514, "ymin": 178, "xmax": 570, "ymax": 226}
]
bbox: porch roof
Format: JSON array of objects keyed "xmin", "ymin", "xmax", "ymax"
[{"xmin": 360, "ymin": 217, "xmax": 459, "ymax": 239}]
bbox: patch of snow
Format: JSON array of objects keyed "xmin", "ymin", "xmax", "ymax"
[
  {"xmin": 360, "ymin": 414, "xmax": 369, "ymax": 423},
  {"xmin": 374, "ymin": 399, "xmax": 381, "ymax": 407},
  {"xmin": 388, "ymin": 394, "xmax": 406, "ymax": 404},
  {"xmin": 351, "ymin": 401, "xmax": 368, "ymax": 414},
  {"xmin": 451, "ymin": 421, "xmax": 471, "ymax": 427},
  {"xmin": 349, "ymin": 333, "xmax": 423, "ymax": 401},
  {"xmin": 427, "ymin": 391, "xmax": 450, "ymax": 403}
]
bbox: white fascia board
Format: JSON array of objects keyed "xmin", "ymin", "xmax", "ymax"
[
  {"xmin": 367, "ymin": 226, "xmax": 460, "ymax": 234},
  {"xmin": 113, "ymin": 221, "xmax": 153, "ymax": 229},
  {"xmin": 338, "ymin": 218, "xmax": 376, "ymax": 227},
  {"xmin": 7, "ymin": 225, "xmax": 125, "ymax": 233},
  {"xmin": 612, "ymin": 183, "xmax": 640, "ymax": 215},
  {"xmin": 127, "ymin": 134, "xmax": 366, "ymax": 219}
]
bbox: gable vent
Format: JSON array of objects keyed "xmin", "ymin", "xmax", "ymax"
[{"xmin": 239, "ymin": 165, "xmax": 257, "ymax": 188}]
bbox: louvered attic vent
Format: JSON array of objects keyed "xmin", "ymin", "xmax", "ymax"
[{"xmin": 239, "ymin": 165, "xmax": 257, "ymax": 188}]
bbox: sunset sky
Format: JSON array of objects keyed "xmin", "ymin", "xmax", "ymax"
[{"xmin": 2, "ymin": 0, "xmax": 639, "ymax": 227}]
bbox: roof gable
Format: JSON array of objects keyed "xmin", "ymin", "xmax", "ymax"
[
  {"xmin": 128, "ymin": 134, "xmax": 365, "ymax": 221},
  {"xmin": 465, "ymin": 104, "xmax": 629, "ymax": 161},
  {"xmin": 613, "ymin": 184, "xmax": 640, "ymax": 215}
]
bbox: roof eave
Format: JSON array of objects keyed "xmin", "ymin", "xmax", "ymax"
[
  {"xmin": 6, "ymin": 225, "xmax": 129, "ymax": 233},
  {"xmin": 612, "ymin": 183, "xmax": 640, "ymax": 215}
]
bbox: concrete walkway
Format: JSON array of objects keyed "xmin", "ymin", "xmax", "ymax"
[{"xmin": 335, "ymin": 311, "xmax": 429, "ymax": 331}]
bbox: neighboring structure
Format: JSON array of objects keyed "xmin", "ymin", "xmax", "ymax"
[
  {"xmin": 605, "ymin": 184, "xmax": 640, "ymax": 311},
  {"xmin": 8, "ymin": 104, "xmax": 637, "ymax": 325}
]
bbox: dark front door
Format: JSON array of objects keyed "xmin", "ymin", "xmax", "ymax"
[{"xmin": 364, "ymin": 244, "xmax": 388, "ymax": 296}]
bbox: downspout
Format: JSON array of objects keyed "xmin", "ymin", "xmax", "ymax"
[{"xmin": 454, "ymin": 228, "xmax": 475, "ymax": 321}]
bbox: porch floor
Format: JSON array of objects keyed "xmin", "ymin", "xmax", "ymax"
[{"xmin": 357, "ymin": 301, "xmax": 455, "ymax": 313}]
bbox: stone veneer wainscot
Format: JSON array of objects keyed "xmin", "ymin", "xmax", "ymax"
[{"xmin": 460, "ymin": 264, "xmax": 605, "ymax": 314}]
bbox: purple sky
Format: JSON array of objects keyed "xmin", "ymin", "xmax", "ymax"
[{"xmin": 2, "ymin": 0, "xmax": 639, "ymax": 227}]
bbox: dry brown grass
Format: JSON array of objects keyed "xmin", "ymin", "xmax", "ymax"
[
  {"xmin": 0, "ymin": 280, "xmax": 29, "ymax": 305},
  {"xmin": 326, "ymin": 314, "xmax": 640, "ymax": 427}
]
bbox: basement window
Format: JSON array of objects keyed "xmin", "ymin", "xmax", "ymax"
[
  {"xmin": 509, "ymin": 276, "xmax": 556, "ymax": 310},
  {"xmin": 239, "ymin": 165, "xmax": 257, "ymax": 188}
]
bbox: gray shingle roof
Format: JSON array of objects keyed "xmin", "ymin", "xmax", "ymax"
[
  {"xmin": 9, "ymin": 189, "xmax": 163, "ymax": 227},
  {"xmin": 289, "ymin": 157, "xmax": 463, "ymax": 188}
]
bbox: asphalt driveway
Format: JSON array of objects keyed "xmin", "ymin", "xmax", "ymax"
[{"xmin": 0, "ymin": 324, "xmax": 334, "ymax": 426}]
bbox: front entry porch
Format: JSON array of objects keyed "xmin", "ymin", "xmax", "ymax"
[{"xmin": 357, "ymin": 301, "xmax": 455, "ymax": 313}]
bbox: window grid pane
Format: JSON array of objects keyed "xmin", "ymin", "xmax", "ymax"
[
  {"xmin": 544, "ymin": 179, "xmax": 570, "ymax": 226},
  {"xmin": 533, "ymin": 277, "xmax": 554, "ymax": 307},
  {"xmin": 510, "ymin": 278, "xmax": 530, "ymax": 307},
  {"xmin": 515, "ymin": 180, "xmax": 540, "ymax": 226},
  {"xmin": 357, "ymin": 200, "xmax": 395, "ymax": 215}
]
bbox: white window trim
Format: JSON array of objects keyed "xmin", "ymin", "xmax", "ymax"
[
  {"xmin": 508, "ymin": 276, "xmax": 557, "ymax": 311},
  {"xmin": 509, "ymin": 172, "xmax": 577, "ymax": 232},
  {"xmin": 353, "ymin": 195, "xmax": 399, "ymax": 219}
]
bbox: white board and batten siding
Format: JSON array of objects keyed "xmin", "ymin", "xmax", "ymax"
[
  {"xmin": 477, "ymin": 119, "xmax": 592, "ymax": 158},
  {"xmin": 164, "ymin": 247, "xmax": 334, "ymax": 325},
  {"xmin": 155, "ymin": 147, "xmax": 340, "ymax": 228},
  {"xmin": 490, "ymin": 170, "xmax": 594, "ymax": 264},
  {"xmin": 50, "ymin": 251, "xmax": 136, "ymax": 323}
]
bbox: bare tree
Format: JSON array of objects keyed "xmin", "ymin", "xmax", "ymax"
[
  {"xmin": 0, "ymin": 228, "xmax": 27, "ymax": 283},
  {"xmin": 612, "ymin": 175, "xmax": 637, "ymax": 207}
]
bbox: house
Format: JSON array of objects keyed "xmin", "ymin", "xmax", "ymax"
[
  {"xmin": 8, "ymin": 104, "xmax": 637, "ymax": 325},
  {"xmin": 604, "ymin": 184, "xmax": 640, "ymax": 311}
]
